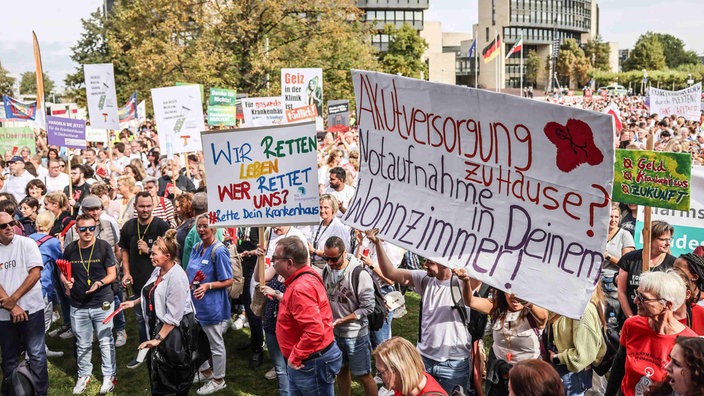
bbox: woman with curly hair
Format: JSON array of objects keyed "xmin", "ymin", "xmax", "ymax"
[
  {"xmin": 645, "ymin": 337, "xmax": 704, "ymax": 396},
  {"xmin": 673, "ymin": 253, "xmax": 704, "ymax": 334}
]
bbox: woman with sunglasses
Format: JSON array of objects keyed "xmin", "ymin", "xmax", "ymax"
[
  {"xmin": 120, "ymin": 230, "xmax": 196, "ymax": 395},
  {"xmin": 606, "ymin": 271, "xmax": 697, "ymax": 396}
]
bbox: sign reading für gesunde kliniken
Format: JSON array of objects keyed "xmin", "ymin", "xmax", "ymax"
[
  {"xmin": 201, "ymin": 121, "xmax": 320, "ymax": 228},
  {"xmin": 346, "ymin": 70, "xmax": 615, "ymax": 319},
  {"xmin": 83, "ymin": 63, "xmax": 119, "ymax": 130}
]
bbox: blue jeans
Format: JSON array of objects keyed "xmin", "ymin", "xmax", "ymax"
[
  {"xmin": 370, "ymin": 285, "xmax": 394, "ymax": 350},
  {"xmin": 112, "ymin": 284, "xmax": 125, "ymax": 332},
  {"xmin": 422, "ymin": 355, "xmax": 471, "ymax": 395},
  {"xmin": 559, "ymin": 367, "xmax": 592, "ymax": 396},
  {"xmin": 287, "ymin": 343, "xmax": 342, "ymax": 396},
  {"xmin": 335, "ymin": 335, "xmax": 372, "ymax": 377},
  {"xmin": 0, "ymin": 311, "xmax": 48, "ymax": 395},
  {"xmin": 53, "ymin": 270, "xmax": 71, "ymax": 327},
  {"xmin": 265, "ymin": 332, "xmax": 289, "ymax": 396},
  {"xmin": 70, "ymin": 303, "xmax": 116, "ymax": 378},
  {"xmin": 134, "ymin": 301, "xmax": 148, "ymax": 343}
]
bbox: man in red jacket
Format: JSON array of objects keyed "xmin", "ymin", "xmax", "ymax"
[{"xmin": 273, "ymin": 236, "xmax": 342, "ymax": 396}]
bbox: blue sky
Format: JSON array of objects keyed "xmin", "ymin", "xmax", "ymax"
[{"xmin": 2, "ymin": 0, "xmax": 703, "ymax": 91}]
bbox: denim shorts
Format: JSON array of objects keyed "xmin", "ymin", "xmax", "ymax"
[{"xmin": 335, "ymin": 335, "xmax": 372, "ymax": 377}]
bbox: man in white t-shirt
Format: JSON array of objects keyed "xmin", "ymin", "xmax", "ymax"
[
  {"xmin": 0, "ymin": 212, "xmax": 48, "ymax": 394},
  {"xmin": 370, "ymin": 229, "xmax": 473, "ymax": 395},
  {"xmin": 324, "ymin": 167, "xmax": 356, "ymax": 218},
  {"xmin": 0, "ymin": 156, "xmax": 36, "ymax": 202},
  {"xmin": 44, "ymin": 158, "xmax": 70, "ymax": 193}
]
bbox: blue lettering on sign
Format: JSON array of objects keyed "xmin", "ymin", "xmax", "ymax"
[{"xmin": 211, "ymin": 141, "xmax": 253, "ymax": 165}]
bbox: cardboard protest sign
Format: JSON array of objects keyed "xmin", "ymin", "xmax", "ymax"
[
  {"xmin": 328, "ymin": 100, "xmax": 350, "ymax": 131},
  {"xmin": 151, "ymin": 85, "xmax": 204, "ymax": 156},
  {"xmin": 346, "ymin": 71, "xmax": 615, "ymax": 319},
  {"xmin": 635, "ymin": 166, "xmax": 704, "ymax": 255},
  {"xmin": 86, "ymin": 127, "xmax": 108, "ymax": 144},
  {"xmin": 241, "ymin": 97, "xmax": 285, "ymax": 126},
  {"xmin": 201, "ymin": 121, "xmax": 320, "ymax": 227},
  {"xmin": 281, "ymin": 68, "xmax": 323, "ymax": 131},
  {"xmin": 649, "ymin": 83, "xmax": 702, "ymax": 121},
  {"xmin": 0, "ymin": 127, "xmax": 36, "ymax": 154},
  {"xmin": 84, "ymin": 63, "xmax": 119, "ymax": 129},
  {"xmin": 207, "ymin": 88, "xmax": 237, "ymax": 126},
  {"xmin": 613, "ymin": 149, "xmax": 691, "ymax": 211},
  {"xmin": 47, "ymin": 116, "xmax": 86, "ymax": 149}
]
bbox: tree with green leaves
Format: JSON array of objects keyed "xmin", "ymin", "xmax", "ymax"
[
  {"xmin": 556, "ymin": 38, "xmax": 589, "ymax": 88},
  {"xmin": 583, "ymin": 36, "xmax": 611, "ymax": 71},
  {"xmin": 380, "ymin": 23, "xmax": 428, "ymax": 79},
  {"xmin": 19, "ymin": 71, "xmax": 55, "ymax": 96},
  {"xmin": 524, "ymin": 50, "xmax": 542, "ymax": 88},
  {"xmin": 652, "ymin": 33, "xmax": 700, "ymax": 69},
  {"xmin": 0, "ymin": 61, "xmax": 15, "ymax": 96},
  {"xmin": 622, "ymin": 32, "xmax": 667, "ymax": 71}
]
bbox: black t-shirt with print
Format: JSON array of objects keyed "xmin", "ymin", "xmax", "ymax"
[
  {"xmin": 63, "ymin": 238, "xmax": 116, "ymax": 309},
  {"xmin": 616, "ymin": 248, "xmax": 676, "ymax": 316},
  {"xmin": 118, "ymin": 217, "xmax": 170, "ymax": 292}
]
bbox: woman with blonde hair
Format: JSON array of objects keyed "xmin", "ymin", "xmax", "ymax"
[
  {"xmin": 113, "ymin": 175, "xmax": 137, "ymax": 229},
  {"xmin": 373, "ymin": 336, "xmax": 447, "ymax": 395},
  {"xmin": 307, "ymin": 194, "xmax": 350, "ymax": 272},
  {"xmin": 44, "ymin": 191, "xmax": 72, "ymax": 236}
]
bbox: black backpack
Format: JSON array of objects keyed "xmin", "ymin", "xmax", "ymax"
[
  {"xmin": 351, "ymin": 266, "xmax": 388, "ymax": 331},
  {"xmin": 3, "ymin": 360, "xmax": 37, "ymax": 396}
]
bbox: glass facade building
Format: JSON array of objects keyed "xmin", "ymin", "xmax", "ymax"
[{"xmin": 357, "ymin": 0, "xmax": 430, "ymax": 51}]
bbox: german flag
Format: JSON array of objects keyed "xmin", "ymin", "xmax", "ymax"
[{"xmin": 482, "ymin": 34, "xmax": 501, "ymax": 63}]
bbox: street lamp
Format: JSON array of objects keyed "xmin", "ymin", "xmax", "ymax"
[
  {"xmin": 687, "ymin": 73, "xmax": 694, "ymax": 87},
  {"xmin": 642, "ymin": 69, "xmax": 648, "ymax": 95}
]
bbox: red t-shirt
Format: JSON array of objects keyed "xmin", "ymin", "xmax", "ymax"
[
  {"xmin": 276, "ymin": 266, "xmax": 335, "ymax": 367},
  {"xmin": 677, "ymin": 303, "xmax": 704, "ymax": 335},
  {"xmin": 393, "ymin": 373, "xmax": 448, "ymax": 396},
  {"xmin": 621, "ymin": 316, "xmax": 697, "ymax": 396}
]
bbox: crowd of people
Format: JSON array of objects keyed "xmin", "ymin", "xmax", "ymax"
[{"xmin": 0, "ymin": 91, "xmax": 703, "ymax": 396}]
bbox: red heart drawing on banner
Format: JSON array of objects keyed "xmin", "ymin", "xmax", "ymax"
[{"xmin": 544, "ymin": 119, "xmax": 604, "ymax": 173}]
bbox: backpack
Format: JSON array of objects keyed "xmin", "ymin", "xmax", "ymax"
[
  {"xmin": 194, "ymin": 241, "xmax": 244, "ymax": 300},
  {"xmin": 350, "ymin": 265, "xmax": 388, "ymax": 331},
  {"xmin": 592, "ymin": 301, "xmax": 620, "ymax": 376},
  {"xmin": 3, "ymin": 360, "xmax": 37, "ymax": 396}
]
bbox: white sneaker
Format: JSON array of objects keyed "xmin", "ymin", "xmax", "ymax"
[
  {"xmin": 46, "ymin": 347, "xmax": 64, "ymax": 358},
  {"xmin": 231, "ymin": 316, "xmax": 246, "ymax": 330},
  {"xmin": 72, "ymin": 376, "xmax": 91, "ymax": 394},
  {"xmin": 193, "ymin": 371, "xmax": 213, "ymax": 384},
  {"xmin": 197, "ymin": 379, "xmax": 227, "ymax": 395},
  {"xmin": 264, "ymin": 367, "xmax": 277, "ymax": 380},
  {"xmin": 52, "ymin": 310, "xmax": 61, "ymax": 323},
  {"xmin": 99, "ymin": 375, "xmax": 116, "ymax": 394},
  {"xmin": 115, "ymin": 330, "xmax": 127, "ymax": 348}
]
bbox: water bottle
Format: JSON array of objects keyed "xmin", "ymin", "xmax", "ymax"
[{"xmin": 607, "ymin": 312, "xmax": 618, "ymax": 327}]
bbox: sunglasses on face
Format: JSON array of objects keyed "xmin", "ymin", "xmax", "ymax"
[
  {"xmin": 0, "ymin": 221, "xmax": 16, "ymax": 230},
  {"xmin": 321, "ymin": 253, "xmax": 344, "ymax": 263},
  {"xmin": 78, "ymin": 226, "xmax": 97, "ymax": 232}
]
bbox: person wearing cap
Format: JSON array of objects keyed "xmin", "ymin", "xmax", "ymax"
[
  {"xmin": 60, "ymin": 213, "xmax": 118, "ymax": 394},
  {"xmin": 0, "ymin": 156, "xmax": 36, "ymax": 203}
]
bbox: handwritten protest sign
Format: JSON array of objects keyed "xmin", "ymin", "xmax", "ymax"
[
  {"xmin": 47, "ymin": 116, "xmax": 86, "ymax": 149},
  {"xmin": 0, "ymin": 127, "xmax": 36, "ymax": 154},
  {"xmin": 345, "ymin": 71, "xmax": 615, "ymax": 318},
  {"xmin": 281, "ymin": 68, "xmax": 323, "ymax": 131},
  {"xmin": 241, "ymin": 97, "xmax": 284, "ymax": 126},
  {"xmin": 84, "ymin": 63, "xmax": 119, "ymax": 130},
  {"xmin": 649, "ymin": 83, "xmax": 702, "ymax": 121},
  {"xmin": 151, "ymin": 85, "xmax": 204, "ymax": 155},
  {"xmin": 635, "ymin": 167, "xmax": 704, "ymax": 255},
  {"xmin": 613, "ymin": 149, "xmax": 691, "ymax": 211},
  {"xmin": 201, "ymin": 121, "xmax": 320, "ymax": 227}
]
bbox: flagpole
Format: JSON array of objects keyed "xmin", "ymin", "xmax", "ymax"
[
  {"xmin": 474, "ymin": 30, "xmax": 478, "ymax": 89},
  {"xmin": 520, "ymin": 32, "xmax": 524, "ymax": 97}
]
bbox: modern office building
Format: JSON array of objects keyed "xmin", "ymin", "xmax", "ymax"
[
  {"xmin": 473, "ymin": 0, "xmax": 599, "ymax": 90},
  {"xmin": 357, "ymin": 0, "xmax": 430, "ymax": 52}
]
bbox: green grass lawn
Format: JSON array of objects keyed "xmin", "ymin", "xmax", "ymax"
[{"xmin": 44, "ymin": 292, "xmax": 421, "ymax": 395}]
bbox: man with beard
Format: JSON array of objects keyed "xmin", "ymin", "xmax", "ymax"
[
  {"xmin": 64, "ymin": 165, "xmax": 91, "ymax": 215},
  {"xmin": 324, "ymin": 167, "xmax": 356, "ymax": 217}
]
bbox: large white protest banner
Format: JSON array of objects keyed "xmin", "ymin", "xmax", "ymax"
[
  {"xmin": 345, "ymin": 71, "xmax": 615, "ymax": 318},
  {"xmin": 281, "ymin": 68, "xmax": 323, "ymax": 131},
  {"xmin": 201, "ymin": 121, "xmax": 320, "ymax": 227},
  {"xmin": 241, "ymin": 97, "xmax": 285, "ymax": 127},
  {"xmin": 84, "ymin": 63, "xmax": 119, "ymax": 130},
  {"xmin": 151, "ymin": 85, "xmax": 204, "ymax": 155},
  {"xmin": 649, "ymin": 83, "xmax": 702, "ymax": 121}
]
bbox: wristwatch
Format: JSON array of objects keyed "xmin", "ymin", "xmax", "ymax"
[{"xmin": 154, "ymin": 334, "xmax": 162, "ymax": 341}]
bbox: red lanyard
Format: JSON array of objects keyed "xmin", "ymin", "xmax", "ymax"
[{"xmin": 148, "ymin": 276, "xmax": 163, "ymax": 312}]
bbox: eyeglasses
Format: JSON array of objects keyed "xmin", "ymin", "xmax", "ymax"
[
  {"xmin": 78, "ymin": 226, "xmax": 97, "ymax": 232},
  {"xmin": 321, "ymin": 253, "xmax": 344, "ymax": 263},
  {"xmin": 271, "ymin": 255, "xmax": 291, "ymax": 262},
  {"xmin": 635, "ymin": 291, "xmax": 665, "ymax": 304},
  {"xmin": 377, "ymin": 367, "xmax": 392, "ymax": 378},
  {"xmin": 656, "ymin": 237, "xmax": 673, "ymax": 244},
  {"xmin": 0, "ymin": 221, "xmax": 16, "ymax": 230}
]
